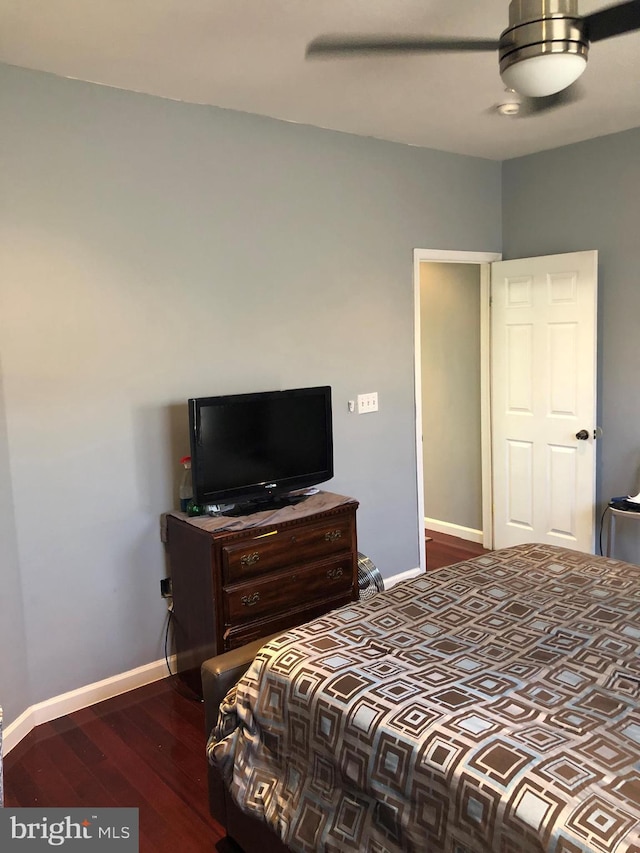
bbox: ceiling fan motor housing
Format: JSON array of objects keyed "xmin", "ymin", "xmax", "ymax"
[{"xmin": 499, "ymin": 0, "xmax": 589, "ymax": 95}]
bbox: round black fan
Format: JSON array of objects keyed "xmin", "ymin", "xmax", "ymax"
[{"xmin": 358, "ymin": 552, "xmax": 385, "ymax": 600}]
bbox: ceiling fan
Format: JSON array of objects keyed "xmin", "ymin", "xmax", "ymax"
[{"xmin": 306, "ymin": 0, "xmax": 640, "ymax": 103}]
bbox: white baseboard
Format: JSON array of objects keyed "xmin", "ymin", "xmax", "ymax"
[
  {"xmin": 424, "ymin": 517, "xmax": 483, "ymax": 545},
  {"xmin": 3, "ymin": 655, "xmax": 177, "ymax": 755},
  {"xmin": 384, "ymin": 566, "xmax": 422, "ymax": 589}
]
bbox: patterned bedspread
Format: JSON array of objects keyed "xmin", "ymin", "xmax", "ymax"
[{"xmin": 207, "ymin": 543, "xmax": 640, "ymax": 852}]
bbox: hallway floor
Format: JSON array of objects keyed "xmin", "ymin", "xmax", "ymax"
[{"xmin": 425, "ymin": 529, "xmax": 489, "ymax": 570}]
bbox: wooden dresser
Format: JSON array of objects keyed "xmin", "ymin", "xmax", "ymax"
[{"xmin": 164, "ymin": 494, "xmax": 358, "ymax": 695}]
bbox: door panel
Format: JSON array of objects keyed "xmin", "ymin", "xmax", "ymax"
[
  {"xmin": 491, "ymin": 251, "xmax": 597, "ymax": 552},
  {"xmin": 506, "ymin": 323, "xmax": 533, "ymax": 412},
  {"xmin": 506, "ymin": 439, "xmax": 533, "ymax": 529}
]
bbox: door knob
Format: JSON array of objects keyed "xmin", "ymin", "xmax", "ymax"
[{"xmin": 575, "ymin": 429, "xmax": 589, "ymax": 440}]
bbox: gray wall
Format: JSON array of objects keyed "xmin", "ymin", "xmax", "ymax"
[
  {"xmin": 421, "ymin": 263, "xmax": 482, "ymax": 532},
  {"xmin": 0, "ymin": 64, "xmax": 501, "ymax": 722},
  {"xmin": 503, "ymin": 127, "xmax": 640, "ymax": 562},
  {"xmin": 0, "ymin": 362, "xmax": 29, "ymax": 724}
]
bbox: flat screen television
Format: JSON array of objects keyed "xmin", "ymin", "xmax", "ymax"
[{"xmin": 188, "ymin": 386, "xmax": 333, "ymax": 514}]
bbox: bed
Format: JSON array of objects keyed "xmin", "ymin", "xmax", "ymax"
[{"xmin": 205, "ymin": 543, "xmax": 640, "ymax": 852}]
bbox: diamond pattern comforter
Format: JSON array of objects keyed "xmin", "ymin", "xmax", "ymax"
[{"xmin": 207, "ymin": 543, "xmax": 640, "ymax": 852}]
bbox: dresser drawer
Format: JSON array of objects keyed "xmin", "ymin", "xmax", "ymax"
[
  {"xmin": 221, "ymin": 514, "xmax": 354, "ymax": 583},
  {"xmin": 224, "ymin": 555, "xmax": 353, "ymax": 624},
  {"xmin": 223, "ymin": 593, "xmax": 354, "ymax": 650}
]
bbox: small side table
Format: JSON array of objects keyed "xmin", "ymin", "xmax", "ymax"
[{"xmin": 606, "ymin": 505, "xmax": 640, "ymax": 558}]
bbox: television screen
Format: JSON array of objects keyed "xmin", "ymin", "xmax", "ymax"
[{"xmin": 188, "ymin": 386, "xmax": 333, "ymax": 511}]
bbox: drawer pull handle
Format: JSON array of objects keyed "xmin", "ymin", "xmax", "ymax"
[
  {"xmin": 324, "ymin": 529, "xmax": 342, "ymax": 542},
  {"xmin": 241, "ymin": 592, "xmax": 261, "ymax": 607},
  {"xmin": 240, "ymin": 552, "xmax": 260, "ymax": 567},
  {"xmin": 327, "ymin": 567, "xmax": 344, "ymax": 580}
]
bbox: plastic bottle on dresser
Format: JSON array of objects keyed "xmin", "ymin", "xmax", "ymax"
[{"xmin": 179, "ymin": 456, "xmax": 193, "ymax": 512}]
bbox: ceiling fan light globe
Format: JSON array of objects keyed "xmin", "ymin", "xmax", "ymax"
[{"xmin": 500, "ymin": 52, "xmax": 587, "ymax": 97}]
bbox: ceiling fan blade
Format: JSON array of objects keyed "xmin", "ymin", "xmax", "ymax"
[
  {"xmin": 583, "ymin": 0, "xmax": 640, "ymax": 42},
  {"xmin": 306, "ymin": 35, "xmax": 499, "ymax": 58},
  {"xmin": 519, "ymin": 81, "xmax": 584, "ymax": 116}
]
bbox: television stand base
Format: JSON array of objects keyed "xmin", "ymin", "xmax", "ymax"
[{"xmin": 221, "ymin": 494, "xmax": 306, "ymax": 518}]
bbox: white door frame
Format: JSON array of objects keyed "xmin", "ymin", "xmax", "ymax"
[{"xmin": 413, "ymin": 248, "xmax": 501, "ymax": 571}]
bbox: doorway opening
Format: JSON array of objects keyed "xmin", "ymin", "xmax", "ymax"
[{"xmin": 413, "ymin": 249, "xmax": 500, "ymax": 572}]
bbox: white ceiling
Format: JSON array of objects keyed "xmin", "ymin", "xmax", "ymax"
[{"xmin": 1, "ymin": 0, "xmax": 639, "ymax": 160}]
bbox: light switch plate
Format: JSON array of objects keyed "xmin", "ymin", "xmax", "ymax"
[{"xmin": 357, "ymin": 392, "xmax": 378, "ymax": 414}]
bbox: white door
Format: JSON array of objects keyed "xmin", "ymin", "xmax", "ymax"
[{"xmin": 491, "ymin": 251, "xmax": 598, "ymax": 552}]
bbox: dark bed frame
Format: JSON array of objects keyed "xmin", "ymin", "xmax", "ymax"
[{"xmin": 201, "ymin": 637, "xmax": 291, "ymax": 853}]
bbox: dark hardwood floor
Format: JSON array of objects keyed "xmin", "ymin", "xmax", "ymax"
[
  {"xmin": 3, "ymin": 676, "xmax": 236, "ymax": 852},
  {"xmin": 425, "ymin": 528, "xmax": 490, "ymax": 570},
  {"xmin": 4, "ymin": 535, "xmax": 487, "ymax": 852}
]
